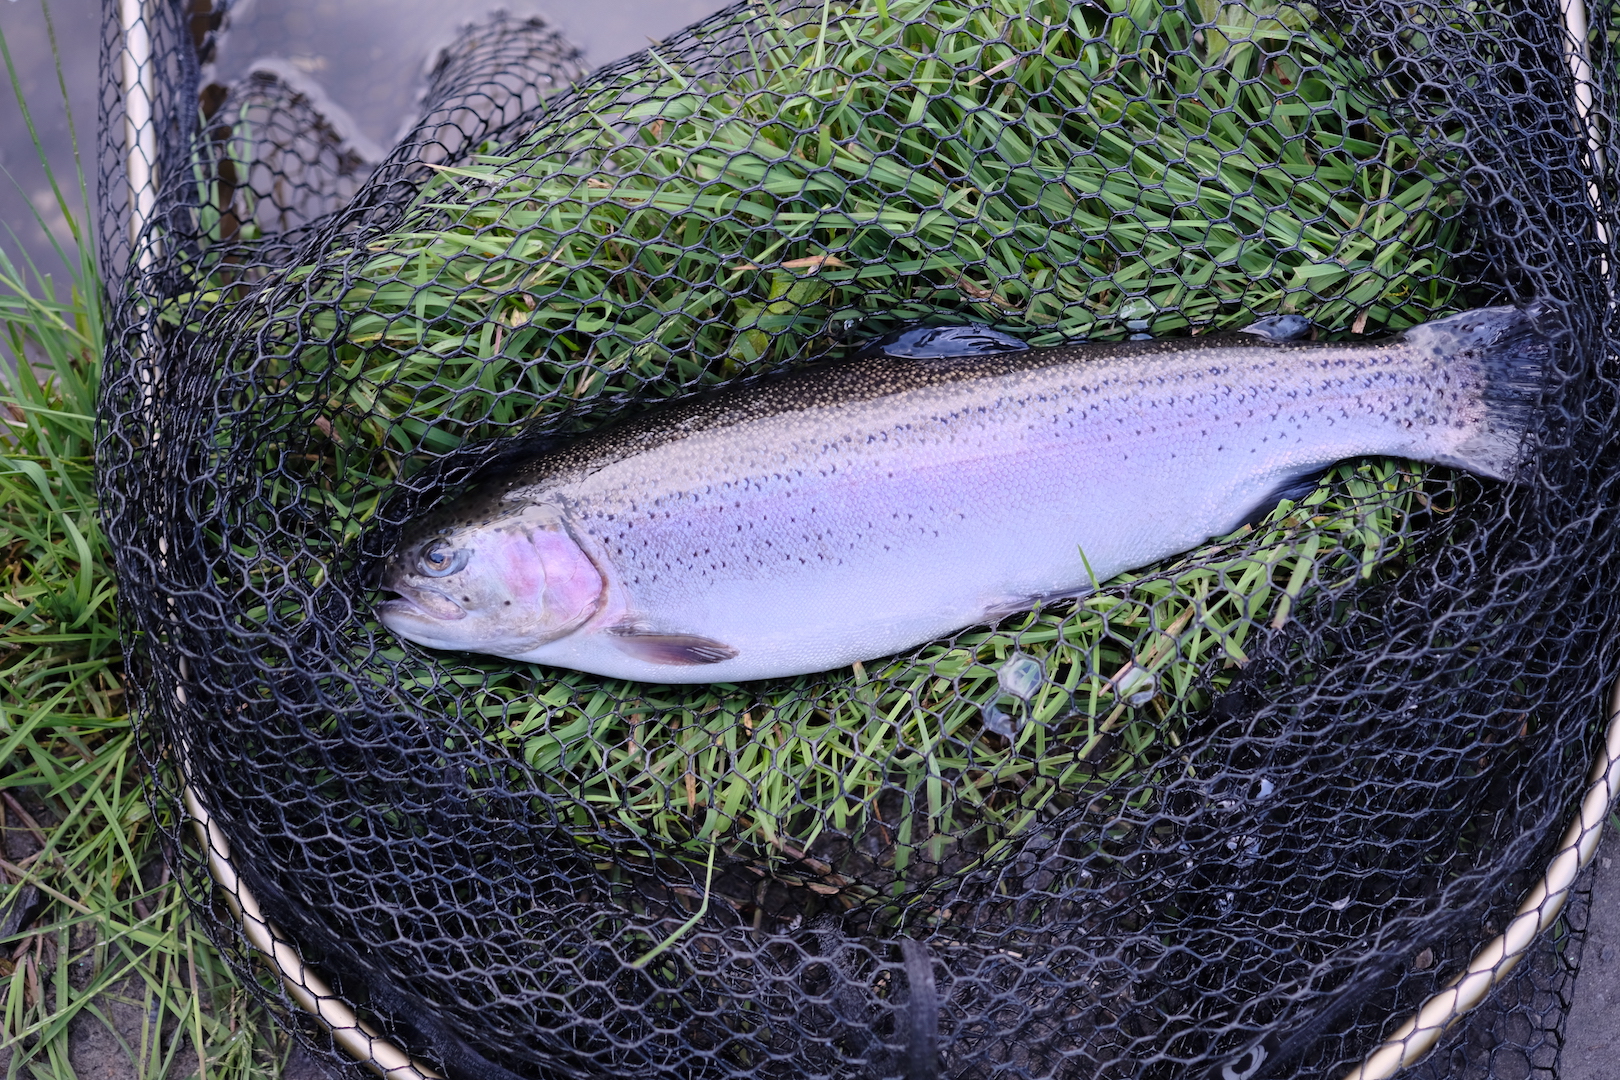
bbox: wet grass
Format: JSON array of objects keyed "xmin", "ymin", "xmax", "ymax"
[
  {"xmin": 0, "ymin": 236, "xmax": 295, "ymax": 1080},
  {"xmin": 443, "ymin": 459, "xmax": 1437, "ymax": 891},
  {"xmin": 202, "ymin": 0, "xmax": 1464, "ymax": 454},
  {"xmin": 0, "ymin": 0, "xmax": 1512, "ymax": 1071},
  {"xmin": 0, "ymin": 12, "xmax": 285, "ymax": 1076}
]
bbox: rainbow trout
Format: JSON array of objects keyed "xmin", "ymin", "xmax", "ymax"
[{"xmin": 378, "ymin": 307, "xmax": 1547, "ymax": 683}]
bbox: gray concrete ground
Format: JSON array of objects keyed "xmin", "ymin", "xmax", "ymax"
[
  {"xmin": 0, "ymin": 0, "xmax": 732, "ymax": 278},
  {"xmin": 0, "ymin": 0, "xmax": 97, "ymax": 278},
  {"xmin": 3, "ymin": 0, "xmax": 1619, "ymax": 1076},
  {"xmin": 1562, "ymin": 825, "xmax": 1620, "ymax": 1080}
]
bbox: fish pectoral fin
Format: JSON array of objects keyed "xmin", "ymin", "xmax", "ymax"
[{"xmin": 607, "ymin": 628, "xmax": 739, "ymax": 666}]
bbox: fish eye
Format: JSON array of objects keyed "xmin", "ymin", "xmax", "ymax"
[{"xmin": 417, "ymin": 546, "xmax": 470, "ymax": 578}]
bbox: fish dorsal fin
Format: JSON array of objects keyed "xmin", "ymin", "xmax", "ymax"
[
  {"xmin": 857, "ymin": 323, "xmax": 1027, "ymax": 359},
  {"xmin": 607, "ymin": 627, "xmax": 738, "ymax": 665}
]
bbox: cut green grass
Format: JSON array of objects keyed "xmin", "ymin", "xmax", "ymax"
[
  {"xmin": 183, "ymin": 0, "xmax": 1462, "ymax": 453},
  {"xmin": 147, "ymin": 0, "xmax": 1474, "ymax": 879}
]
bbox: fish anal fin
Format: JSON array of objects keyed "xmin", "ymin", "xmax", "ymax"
[
  {"xmin": 983, "ymin": 585, "xmax": 1091, "ymax": 625},
  {"xmin": 607, "ymin": 628, "xmax": 739, "ymax": 665},
  {"xmin": 1241, "ymin": 468, "xmax": 1328, "ymax": 527}
]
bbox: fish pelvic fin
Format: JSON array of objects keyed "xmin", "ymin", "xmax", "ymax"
[
  {"xmin": 607, "ymin": 627, "xmax": 739, "ymax": 665},
  {"xmin": 1408, "ymin": 305, "xmax": 1551, "ymax": 481}
]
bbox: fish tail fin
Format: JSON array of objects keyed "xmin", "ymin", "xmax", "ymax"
[{"xmin": 1406, "ymin": 305, "xmax": 1550, "ymax": 481}]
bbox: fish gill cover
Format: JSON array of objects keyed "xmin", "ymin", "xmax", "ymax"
[{"xmin": 98, "ymin": 1, "xmax": 1616, "ymax": 1078}]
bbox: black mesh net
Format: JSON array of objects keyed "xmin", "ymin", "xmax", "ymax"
[{"xmin": 97, "ymin": 1, "xmax": 1620, "ymax": 1077}]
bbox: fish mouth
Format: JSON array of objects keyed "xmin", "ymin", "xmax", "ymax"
[{"xmin": 377, "ymin": 586, "xmax": 467, "ymax": 623}]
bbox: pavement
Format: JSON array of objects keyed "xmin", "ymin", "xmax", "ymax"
[
  {"xmin": 1563, "ymin": 826, "xmax": 1620, "ymax": 1080},
  {"xmin": 0, "ymin": 0, "xmax": 733, "ymax": 276}
]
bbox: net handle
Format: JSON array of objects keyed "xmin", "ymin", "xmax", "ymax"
[
  {"xmin": 1342, "ymin": 674, "xmax": 1620, "ymax": 1080},
  {"xmin": 1558, "ymin": 0, "xmax": 1611, "ymax": 262},
  {"xmin": 117, "ymin": 0, "xmax": 156, "ymax": 268}
]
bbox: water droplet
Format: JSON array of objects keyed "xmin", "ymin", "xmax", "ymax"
[
  {"xmin": 1115, "ymin": 667, "xmax": 1157, "ymax": 707},
  {"xmin": 981, "ymin": 703, "xmax": 1020, "ymax": 737},
  {"xmin": 1254, "ymin": 776, "xmax": 1276, "ymax": 801},
  {"xmin": 1128, "ymin": 332, "xmax": 1153, "ymax": 340},
  {"xmin": 1225, "ymin": 834, "xmax": 1260, "ymax": 861},
  {"xmin": 1125, "ymin": 319, "xmax": 1151, "ymax": 331},
  {"xmin": 998, "ymin": 653, "xmax": 1043, "ymax": 700}
]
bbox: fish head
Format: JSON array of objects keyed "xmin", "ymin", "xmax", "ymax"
[{"xmin": 378, "ymin": 502, "xmax": 602, "ymax": 657}]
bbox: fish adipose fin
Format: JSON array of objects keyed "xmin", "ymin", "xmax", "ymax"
[
  {"xmin": 1237, "ymin": 313, "xmax": 1312, "ymax": 341},
  {"xmin": 1412, "ymin": 305, "xmax": 1550, "ymax": 481},
  {"xmin": 607, "ymin": 628, "xmax": 739, "ymax": 665}
]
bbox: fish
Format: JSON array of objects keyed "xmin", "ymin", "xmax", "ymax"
[{"xmin": 377, "ymin": 306, "xmax": 1548, "ymax": 684}]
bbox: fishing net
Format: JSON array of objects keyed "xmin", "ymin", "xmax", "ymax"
[{"xmin": 97, "ymin": 0, "xmax": 1620, "ymax": 1076}]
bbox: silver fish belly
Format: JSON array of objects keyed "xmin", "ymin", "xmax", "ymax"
[{"xmin": 378, "ymin": 307, "xmax": 1546, "ymax": 682}]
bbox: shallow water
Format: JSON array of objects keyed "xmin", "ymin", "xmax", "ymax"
[{"xmin": 0, "ymin": 0, "xmax": 729, "ymax": 278}]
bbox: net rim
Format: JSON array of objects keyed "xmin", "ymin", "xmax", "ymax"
[
  {"xmin": 177, "ymin": 679, "xmax": 1620, "ymax": 1080},
  {"xmin": 107, "ymin": 0, "xmax": 1619, "ymax": 1074}
]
